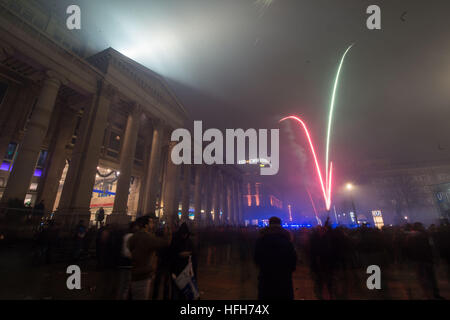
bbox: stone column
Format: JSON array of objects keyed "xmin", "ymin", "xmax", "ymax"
[
  {"xmin": 0, "ymin": 85, "xmax": 19, "ymax": 124},
  {"xmin": 238, "ymin": 180, "xmax": 245, "ymax": 224},
  {"xmin": 142, "ymin": 121, "xmax": 165, "ymax": 215},
  {"xmin": 193, "ymin": 165, "xmax": 203, "ymax": 224},
  {"xmin": 228, "ymin": 178, "xmax": 233, "ymax": 225},
  {"xmin": 0, "ymin": 83, "xmax": 20, "ymax": 157},
  {"xmin": 220, "ymin": 172, "xmax": 227, "ymax": 225},
  {"xmin": 211, "ymin": 168, "xmax": 220, "ymax": 224},
  {"xmin": 0, "ymin": 85, "xmax": 36, "ymax": 163},
  {"xmin": 36, "ymin": 107, "xmax": 78, "ymax": 213},
  {"xmin": 204, "ymin": 166, "xmax": 214, "ymax": 226},
  {"xmin": 161, "ymin": 141, "xmax": 180, "ymax": 226},
  {"xmin": 180, "ymin": 164, "xmax": 191, "ymax": 223},
  {"xmin": 136, "ymin": 122, "xmax": 153, "ymax": 217},
  {"xmin": 224, "ymin": 175, "xmax": 232, "ymax": 225},
  {"xmin": 108, "ymin": 105, "xmax": 141, "ymax": 225},
  {"xmin": 1, "ymin": 73, "xmax": 62, "ymax": 204},
  {"xmin": 233, "ymin": 179, "xmax": 242, "ymax": 225},
  {"xmin": 56, "ymin": 81, "xmax": 113, "ymax": 229},
  {"xmin": 0, "ymin": 44, "xmax": 17, "ymax": 122},
  {"xmin": 230, "ymin": 178, "xmax": 237, "ymax": 225}
]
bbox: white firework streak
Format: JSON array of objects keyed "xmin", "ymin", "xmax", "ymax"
[{"xmin": 254, "ymin": 0, "xmax": 274, "ymax": 17}]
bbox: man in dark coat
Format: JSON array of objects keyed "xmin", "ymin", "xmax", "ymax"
[{"xmin": 254, "ymin": 216, "xmax": 297, "ymax": 300}]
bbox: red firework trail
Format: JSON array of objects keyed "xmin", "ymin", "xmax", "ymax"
[{"xmin": 280, "ymin": 115, "xmax": 333, "ymax": 210}]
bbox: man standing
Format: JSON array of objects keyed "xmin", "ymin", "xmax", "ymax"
[
  {"xmin": 254, "ymin": 216, "xmax": 297, "ymax": 300},
  {"xmin": 95, "ymin": 207, "xmax": 105, "ymax": 229},
  {"xmin": 128, "ymin": 215, "xmax": 172, "ymax": 300}
]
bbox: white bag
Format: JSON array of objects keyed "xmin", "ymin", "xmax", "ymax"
[{"xmin": 172, "ymin": 256, "xmax": 200, "ymax": 300}]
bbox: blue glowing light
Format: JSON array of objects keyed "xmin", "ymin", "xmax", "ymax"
[
  {"xmin": 0, "ymin": 161, "xmax": 10, "ymax": 171},
  {"xmin": 93, "ymin": 189, "xmax": 116, "ymax": 196}
]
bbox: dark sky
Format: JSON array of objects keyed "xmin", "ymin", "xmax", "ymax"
[{"xmin": 43, "ymin": 0, "xmax": 450, "ymax": 216}]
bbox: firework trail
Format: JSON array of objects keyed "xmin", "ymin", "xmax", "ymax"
[
  {"xmin": 306, "ymin": 187, "xmax": 322, "ymax": 226},
  {"xmin": 325, "ymin": 44, "xmax": 354, "ymax": 187},
  {"xmin": 280, "ymin": 115, "xmax": 332, "ymax": 210},
  {"xmin": 254, "ymin": 0, "xmax": 274, "ymax": 17},
  {"xmin": 280, "ymin": 44, "xmax": 353, "ymax": 212}
]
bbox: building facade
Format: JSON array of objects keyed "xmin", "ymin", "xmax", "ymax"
[{"xmin": 0, "ymin": 0, "xmax": 245, "ymax": 229}]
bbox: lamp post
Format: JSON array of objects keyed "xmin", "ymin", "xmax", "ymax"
[{"xmin": 346, "ymin": 183, "xmax": 359, "ymax": 225}]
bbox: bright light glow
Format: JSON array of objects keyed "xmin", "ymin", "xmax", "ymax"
[
  {"xmin": 346, "ymin": 183, "xmax": 353, "ymax": 191},
  {"xmin": 281, "ymin": 116, "xmax": 332, "ymax": 210},
  {"xmin": 325, "ymin": 44, "xmax": 354, "ymax": 188},
  {"xmin": 119, "ymin": 32, "xmax": 178, "ymax": 63},
  {"xmin": 288, "ymin": 204, "xmax": 293, "ymax": 222}
]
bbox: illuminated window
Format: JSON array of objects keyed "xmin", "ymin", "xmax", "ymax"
[
  {"xmin": 1, "ymin": 143, "xmax": 18, "ymax": 172},
  {"xmin": 36, "ymin": 150, "xmax": 48, "ymax": 168},
  {"xmin": 4, "ymin": 143, "xmax": 17, "ymax": 160},
  {"xmin": 34, "ymin": 150, "xmax": 48, "ymax": 177},
  {"xmin": 269, "ymin": 195, "xmax": 282, "ymax": 209},
  {"xmin": 109, "ymin": 132, "xmax": 121, "ymax": 150},
  {"xmin": 105, "ymin": 130, "xmax": 122, "ymax": 159},
  {"xmin": 0, "ymin": 144, "xmax": 46, "ymax": 178}
]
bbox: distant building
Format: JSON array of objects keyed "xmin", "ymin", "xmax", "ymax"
[
  {"xmin": 360, "ymin": 159, "xmax": 450, "ymax": 226},
  {"xmin": 242, "ymin": 177, "xmax": 287, "ymax": 224}
]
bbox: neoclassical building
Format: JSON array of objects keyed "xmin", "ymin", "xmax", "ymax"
[{"xmin": 0, "ymin": 0, "xmax": 245, "ymax": 229}]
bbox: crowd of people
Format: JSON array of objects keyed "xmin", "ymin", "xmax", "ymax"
[{"xmin": 29, "ymin": 213, "xmax": 450, "ymax": 300}]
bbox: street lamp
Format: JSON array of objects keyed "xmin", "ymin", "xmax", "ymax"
[{"xmin": 345, "ymin": 182, "xmax": 358, "ymax": 225}]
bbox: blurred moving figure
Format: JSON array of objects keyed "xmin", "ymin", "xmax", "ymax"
[
  {"xmin": 405, "ymin": 222, "xmax": 444, "ymax": 299},
  {"xmin": 73, "ymin": 220, "xmax": 87, "ymax": 261},
  {"xmin": 309, "ymin": 219, "xmax": 337, "ymax": 300},
  {"xmin": 116, "ymin": 222, "xmax": 138, "ymax": 300},
  {"xmin": 254, "ymin": 216, "xmax": 297, "ymax": 300},
  {"xmin": 169, "ymin": 222, "xmax": 198, "ymax": 300},
  {"xmin": 128, "ymin": 215, "xmax": 172, "ymax": 300},
  {"xmin": 34, "ymin": 219, "xmax": 59, "ymax": 265},
  {"xmin": 95, "ymin": 207, "xmax": 105, "ymax": 229},
  {"xmin": 34, "ymin": 200, "xmax": 45, "ymax": 216}
]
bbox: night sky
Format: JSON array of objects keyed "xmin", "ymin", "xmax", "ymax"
[{"xmin": 40, "ymin": 0, "xmax": 450, "ymax": 217}]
